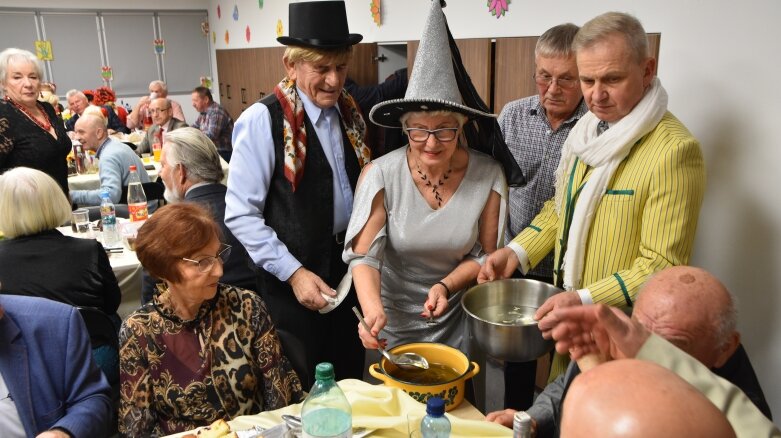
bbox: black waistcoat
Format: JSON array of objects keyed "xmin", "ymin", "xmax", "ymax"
[{"xmin": 260, "ymin": 93, "xmax": 362, "ymax": 283}]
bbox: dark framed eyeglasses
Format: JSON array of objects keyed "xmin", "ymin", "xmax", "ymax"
[
  {"xmin": 182, "ymin": 244, "xmax": 232, "ymax": 273},
  {"xmin": 404, "ymin": 127, "xmax": 459, "ymax": 143},
  {"xmin": 533, "ymin": 73, "xmax": 579, "ymax": 90}
]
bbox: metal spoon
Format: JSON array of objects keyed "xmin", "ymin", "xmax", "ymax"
[{"xmin": 352, "ymin": 306, "xmax": 429, "ymax": 370}]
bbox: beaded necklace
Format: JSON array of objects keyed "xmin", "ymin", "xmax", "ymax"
[
  {"xmin": 4, "ymin": 96, "xmax": 52, "ymax": 132},
  {"xmin": 415, "ymin": 158, "xmax": 453, "ymax": 208}
]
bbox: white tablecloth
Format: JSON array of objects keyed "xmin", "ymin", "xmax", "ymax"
[
  {"xmin": 67, "ymin": 157, "xmax": 230, "ymax": 191},
  {"xmin": 57, "ymin": 226, "xmax": 143, "ymax": 320}
]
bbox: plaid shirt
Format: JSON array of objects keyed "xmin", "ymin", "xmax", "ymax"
[
  {"xmin": 193, "ymin": 101, "xmax": 234, "ymax": 152},
  {"xmin": 499, "ymin": 95, "xmax": 587, "ymax": 278}
]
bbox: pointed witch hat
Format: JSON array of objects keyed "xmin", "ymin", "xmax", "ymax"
[{"xmin": 369, "ymin": 0, "xmax": 525, "ymax": 186}]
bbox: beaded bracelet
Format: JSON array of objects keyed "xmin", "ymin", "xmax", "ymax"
[{"xmin": 436, "ymin": 281, "xmax": 451, "ymax": 298}]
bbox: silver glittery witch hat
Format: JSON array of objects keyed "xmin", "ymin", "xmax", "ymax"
[{"xmin": 369, "ymin": 0, "xmax": 495, "ymax": 128}]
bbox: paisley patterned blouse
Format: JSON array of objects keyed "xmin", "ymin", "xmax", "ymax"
[{"xmin": 118, "ymin": 284, "xmax": 304, "ymax": 437}]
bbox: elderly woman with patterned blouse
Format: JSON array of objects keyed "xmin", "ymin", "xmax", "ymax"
[{"xmin": 118, "ymin": 203, "xmax": 304, "ymax": 437}]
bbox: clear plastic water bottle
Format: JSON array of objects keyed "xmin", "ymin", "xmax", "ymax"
[
  {"xmin": 100, "ymin": 190, "xmax": 120, "ymax": 246},
  {"xmin": 301, "ymin": 363, "xmax": 352, "ymax": 438},
  {"xmin": 127, "ymin": 165, "xmax": 148, "ymax": 222},
  {"xmin": 420, "ymin": 397, "xmax": 450, "ymax": 438}
]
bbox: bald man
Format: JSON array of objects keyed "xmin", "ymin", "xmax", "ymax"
[
  {"xmin": 562, "ymin": 359, "xmax": 736, "ymax": 438},
  {"xmin": 537, "ymin": 274, "xmax": 781, "ymax": 437},
  {"xmin": 70, "ymin": 114, "xmax": 150, "ymax": 207},
  {"xmin": 487, "ymin": 266, "xmax": 772, "ymax": 436}
]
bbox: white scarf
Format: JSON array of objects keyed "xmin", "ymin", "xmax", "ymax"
[{"xmin": 554, "ymin": 77, "xmax": 668, "ymax": 290}]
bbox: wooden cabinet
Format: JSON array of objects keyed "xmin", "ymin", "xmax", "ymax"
[{"xmin": 216, "ymin": 43, "xmax": 378, "ymax": 121}]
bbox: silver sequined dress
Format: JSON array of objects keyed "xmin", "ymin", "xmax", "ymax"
[{"xmin": 344, "ymin": 146, "xmax": 507, "ymax": 350}]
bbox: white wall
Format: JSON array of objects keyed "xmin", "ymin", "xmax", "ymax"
[
  {"xmin": 209, "ymin": 0, "xmax": 781, "ymax": 416},
  {"xmin": 3, "ymin": 0, "xmax": 207, "ymax": 9}
]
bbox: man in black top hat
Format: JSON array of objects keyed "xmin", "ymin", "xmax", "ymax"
[{"xmin": 225, "ymin": 0, "xmax": 368, "ymax": 387}]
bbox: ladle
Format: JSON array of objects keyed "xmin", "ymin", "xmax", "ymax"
[{"xmin": 351, "ymin": 306, "xmax": 429, "ymax": 370}]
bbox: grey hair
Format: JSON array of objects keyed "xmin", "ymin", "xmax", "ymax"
[
  {"xmin": 573, "ymin": 12, "xmax": 649, "ymax": 64},
  {"xmin": 536, "ymin": 23, "xmax": 580, "ymax": 58},
  {"xmin": 0, "ymin": 167, "xmax": 71, "ymax": 238},
  {"xmin": 163, "ymin": 127, "xmax": 224, "ymax": 184},
  {"xmin": 66, "ymin": 89, "xmax": 87, "ymax": 101},
  {"xmin": 0, "ymin": 48, "xmax": 44, "ymax": 95},
  {"xmin": 714, "ymin": 290, "xmax": 739, "ymax": 349},
  {"xmin": 149, "ymin": 80, "xmax": 167, "ymax": 94},
  {"xmin": 152, "ymin": 97, "xmax": 171, "ymax": 110}
]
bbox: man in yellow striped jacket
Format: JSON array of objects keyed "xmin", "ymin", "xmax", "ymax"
[{"xmin": 480, "ymin": 12, "xmax": 706, "ymax": 348}]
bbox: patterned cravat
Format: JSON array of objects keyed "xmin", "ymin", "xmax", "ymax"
[{"xmin": 597, "ymin": 120, "xmax": 610, "ymax": 136}]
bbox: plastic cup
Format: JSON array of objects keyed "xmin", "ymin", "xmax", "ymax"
[
  {"xmin": 142, "ymin": 153, "xmax": 152, "ymax": 164},
  {"xmin": 153, "ymin": 147, "xmax": 161, "ymax": 162},
  {"xmin": 71, "ymin": 208, "xmax": 93, "ymax": 238}
]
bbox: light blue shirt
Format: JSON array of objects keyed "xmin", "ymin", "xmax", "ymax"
[
  {"xmin": 225, "ymin": 88, "xmax": 354, "ymax": 282},
  {"xmin": 70, "ymin": 137, "xmax": 150, "ymax": 206}
]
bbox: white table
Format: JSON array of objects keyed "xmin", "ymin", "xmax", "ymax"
[
  {"xmin": 57, "ymin": 226, "xmax": 143, "ymax": 320},
  {"xmin": 67, "ymin": 157, "xmax": 230, "ymax": 191}
]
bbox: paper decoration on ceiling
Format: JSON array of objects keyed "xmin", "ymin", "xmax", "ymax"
[
  {"xmin": 201, "ymin": 20, "xmax": 209, "ymax": 36},
  {"xmin": 225, "ymin": 30, "xmax": 230, "ymax": 45},
  {"xmin": 154, "ymin": 39, "xmax": 165, "ymax": 55},
  {"xmin": 233, "ymin": 5, "xmax": 239, "ymax": 21},
  {"xmin": 488, "ymin": 0, "xmax": 510, "ymax": 18},
  {"xmin": 101, "ymin": 66, "xmax": 113, "ymax": 82},
  {"xmin": 34, "ymin": 40, "xmax": 53, "ymax": 61},
  {"xmin": 258, "ymin": 0, "xmax": 264, "ymax": 8},
  {"xmin": 217, "ymin": 4, "xmax": 221, "ymax": 19},
  {"xmin": 276, "ymin": 19, "xmax": 284, "ymax": 38},
  {"xmin": 246, "ymin": 25, "xmax": 251, "ymax": 42},
  {"xmin": 371, "ymin": 0, "xmax": 381, "ymax": 26},
  {"xmin": 200, "ymin": 76, "xmax": 213, "ymax": 88}
]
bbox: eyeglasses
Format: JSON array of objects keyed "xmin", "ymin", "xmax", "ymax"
[
  {"xmin": 149, "ymin": 108, "xmax": 169, "ymax": 114},
  {"xmin": 404, "ymin": 127, "xmax": 459, "ymax": 143},
  {"xmin": 182, "ymin": 244, "xmax": 232, "ymax": 273},
  {"xmin": 533, "ymin": 74, "xmax": 579, "ymax": 90}
]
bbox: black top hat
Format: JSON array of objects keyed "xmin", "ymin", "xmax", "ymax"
[{"xmin": 277, "ymin": 1, "xmax": 363, "ymax": 49}]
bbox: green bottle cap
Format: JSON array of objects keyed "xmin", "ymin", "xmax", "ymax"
[{"xmin": 315, "ymin": 362, "xmax": 335, "ymax": 381}]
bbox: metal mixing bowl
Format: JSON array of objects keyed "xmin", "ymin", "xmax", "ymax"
[{"xmin": 461, "ymin": 278, "xmax": 562, "ymax": 362}]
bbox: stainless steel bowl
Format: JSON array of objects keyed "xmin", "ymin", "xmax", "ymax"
[{"xmin": 461, "ymin": 279, "xmax": 562, "ymax": 362}]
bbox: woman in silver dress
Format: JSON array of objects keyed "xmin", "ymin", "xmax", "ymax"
[{"xmin": 343, "ymin": 1, "xmax": 508, "ymax": 351}]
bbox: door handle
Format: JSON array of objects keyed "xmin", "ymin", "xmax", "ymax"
[
  {"xmin": 241, "ymin": 88, "xmax": 247, "ymax": 104},
  {"xmin": 226, "ymin": 84, "xmax": 231, "ymax": 99}
]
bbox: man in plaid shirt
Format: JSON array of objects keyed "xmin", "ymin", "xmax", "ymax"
[
  {"xmin": 191, "ymin": 86, "xmax": 235, "ymax": 162},
  {"xmin": 497, "ymin": 23, "xmax": 587, "ymax": 412}
]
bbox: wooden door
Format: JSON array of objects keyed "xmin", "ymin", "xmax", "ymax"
[
  {"xmin": 249, "ymin": 46, "xmax": 287, "ymax": 104},
  {"xmin": 347, "ymin": 43, "xmax": 378, "ymax": 86},
  {"xmin": 406, "ymin": 38, "xmax": 493, "ymax": 110}
]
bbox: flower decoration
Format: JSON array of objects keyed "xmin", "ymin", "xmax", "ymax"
[
  {"xmin": 276, "ymin": 19, "xmax": 284, "ymax": 38},
  {"xmin": 224, "ymin": 30, "xmax": 230, "ymax": 45},
  {"xmin": 217, "ymin": 4, "xmax": 221, "ymax": 19},
  {"xmin": 94, "ymin": 86, "xmax": 116, "ymax": 105},
  {"xmin": 258, "ymin": 0, "xmax": 264, "ymax": 8},
  {"xmin": 100, "ymin": 66, "xmax": 113, "ymax": 81},
  {"xmin": 200, "ymin": 76, "xmax": 213, "ymax": 88},
  {"xmin": 488, "ymin": 0, "xmax": 510, "ymax": 18},
  {"xmin": 245, "ymin": 25, "xmax": 251, "ymax": 42},
  {"xmin": 371, "ymin": 0, "xmax": 381, "ymax": 26},
  {"xmin": 153, "ymin": 39, "xmax": 165, "ymax": 55},
  {"xmin": 212, "ymin": 31, "xmax": 216, "ymax": 44},
  {"xmin": 233, "ymin": 5, "xmax": 239, "ymax": 21},
  {"xmin": 201, "ymin": 20, "xmax": 210, "ymax": 36}
]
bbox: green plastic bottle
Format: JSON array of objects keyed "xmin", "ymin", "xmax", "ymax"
[{"xmin": 301, "ymin": 362, "xmax": 352, "ymax": 438}]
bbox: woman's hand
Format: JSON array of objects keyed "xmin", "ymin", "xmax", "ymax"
[
  {"xmin": 422, "ymin": 283, "xmax": 449, "ymax": 319},
  {"xmin": 357, "ymin": 304, "xmax": 387, "ymax": 349}
]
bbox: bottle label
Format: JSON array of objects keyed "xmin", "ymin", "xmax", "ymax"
[{"xmin": 128, "ymin": 202, "xmax": 148, "ymax": 222}]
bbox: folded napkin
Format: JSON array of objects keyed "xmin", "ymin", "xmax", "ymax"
[{"xmin": 169, "ymin": 379, "xmax": 512, "ymax": 437}]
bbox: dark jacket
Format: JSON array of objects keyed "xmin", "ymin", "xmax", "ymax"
[{"xmin": 0, "ymin": 229, "xmax": 121, "ymax": 316}]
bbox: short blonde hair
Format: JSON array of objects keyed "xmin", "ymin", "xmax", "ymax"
[
  {"xmin": 284, "ymin": 46, "xmax": 352, "ymax": 66},
  {"xmin": 574, "ymin": 12, "xmax": 649, "ymax": 64},
  {"xmin": 0, "ymin": 167, "xmax": 71, "ymax": 238}
]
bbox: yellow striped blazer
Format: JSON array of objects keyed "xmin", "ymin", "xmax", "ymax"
[{"xmin": 512, "ymin": 111, "xmax": 706, "ymax": 307}]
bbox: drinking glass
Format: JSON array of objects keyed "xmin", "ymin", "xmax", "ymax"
[{"xmin": 71, "ymin": 208, "xmax": 93, "ymax": 238}]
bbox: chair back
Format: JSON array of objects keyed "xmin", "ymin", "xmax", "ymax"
[
  {"xmin": 76, "ymin": 306, "xmax": 119, "ymax": 350},
  {"xmin": 120, "ymin": 179, "xmax": 166, "ymax": 207}
]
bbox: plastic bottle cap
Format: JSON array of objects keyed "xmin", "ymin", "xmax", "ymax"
[
  {"xmin": 314, "ymin": 362, "xmax": 335, "ymax": 381},
  {"xmin": 101, "ymin": 190, "xmax": 110, "ymax": 198},
  {"xmin": 425, "ymin": 396, "xmax": 445, "ymax": 416},
  {"xmin": 129, "ymin": 165, "xmax": 137, "ymax": 171}
]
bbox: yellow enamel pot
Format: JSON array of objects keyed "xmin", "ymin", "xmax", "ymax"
[{"xmin": 368, "ymin": 342, "xmax": 480, "ymax": 411}]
